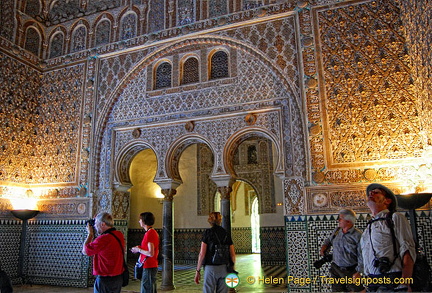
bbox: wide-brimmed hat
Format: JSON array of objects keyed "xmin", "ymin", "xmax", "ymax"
[{"xmin": 366, "ymin": 183, "xmax": 397, "ymax": 211}]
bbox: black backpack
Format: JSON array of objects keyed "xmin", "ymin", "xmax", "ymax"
[
  {"xmin": 372, "ymin": 212, "xmax": 431, "ymax": 291},
  {"xmin": 211, "ymin": 229, "xmax": 230, "ymax": 265}
]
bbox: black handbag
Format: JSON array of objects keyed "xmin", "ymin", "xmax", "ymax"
[{"xmin": 134, "ymin": 260, "xmax": 143, "ymax": 279}]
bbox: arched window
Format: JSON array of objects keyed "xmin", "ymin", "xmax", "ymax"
[
  {"xmin": 49, "ymin": 32, "xmax": 64, "ymax": 58},
  {"xmin": 120, "ymin": 13, "xmax": 137, "ymax": 40},
  {"xmin": 95, "ymin": 19, "xmax": 111, "ymax": 46},
  {"xmin": 154, "ymin": 62, "xmax": 172, "ymax": 89},
  {"xmin": 210, "ymin": 51, "xmax": 229, "ymax": 80},
  {"xmin": 24, "ymin": 27, "xmax": 41, "ymax": 57},
  {"xmin": 181, "ymin": 57, "xmax": 199, "ymax": 85},
  {"xmin": 71, "ymin": 26, "xmax": 87, "ymax": 53}
]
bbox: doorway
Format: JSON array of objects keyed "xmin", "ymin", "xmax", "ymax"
[{"xmin": 251, "ymin": 195, "xmax": 260, "ymax": 253}]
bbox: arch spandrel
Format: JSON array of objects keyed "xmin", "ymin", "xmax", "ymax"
[{"xmin": 94, "ymin": 34, "xmax": 301, "ymax": 136}]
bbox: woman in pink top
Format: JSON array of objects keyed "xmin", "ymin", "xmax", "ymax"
[{"xmin": 131, "ymin": 212, "xmax": 160, "ymax": 293}]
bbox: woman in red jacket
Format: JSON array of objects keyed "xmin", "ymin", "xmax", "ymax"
[{"xmin": 131, "ymin": 212, "xmax": 160, "ymax": 293}]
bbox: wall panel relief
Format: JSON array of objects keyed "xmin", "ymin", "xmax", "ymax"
[
  {"xmin": 301, "ymin": 0, "xmax": 432, "ymax": 214},
  {"xmin": 399, "ymin": 0, "xmax": 432, "ymax": 151},
  {"xmin": 311, "ymin": 0, "xmax": 423, "ymax": 182}
]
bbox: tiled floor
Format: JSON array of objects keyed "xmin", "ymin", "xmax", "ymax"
[{"xmin": 13, "ymin": 254, "xmax": 287, "ymax": 292}]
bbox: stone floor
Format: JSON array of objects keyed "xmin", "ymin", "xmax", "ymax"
[{"xmin": 12, "ymin": 254, "xmax": 287, "ymax": 292}]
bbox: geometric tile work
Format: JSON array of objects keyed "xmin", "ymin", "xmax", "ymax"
[
  {"xmin": 129, "ymin": 228, "xmax": 203, "ymax": 265},
  {"xmin": 0, "ymin": 219, "xmax": 90, "ymax": 287},
  {"xmin": 25, "ymin": 220, "xmax": 89, "ymax": 287},
  {"xmin": 126, "ymin": 228, "xmax": 145, "ymax": 262},
  {"xmin": 260, "ymin": 226, "xmax": 286, "ymax": 266},
  {"xmin": 173, "ymin": 228, "xmax": 204, "ymax": 264},
  {"xmin": 411, "ymin": 211, "xmax": 432, "ymax": 283},
  {"xmin": 285, "ymin": 218, "xmax": 311, "ymax": 292},
  {"xmin": 286, "ymin": 211, "xmax": 432, "ymax": 292},
  {"xmin": 0, "ymin": 220, "xmax": 21, "ymax": 283},
  {"xmin": 232, "ymin": 227, "xmax": 252, "ymax": 254},
  {"xmin": 124, "ymin": 226, "xmax": 285, "ymax": 266},
  {"xmin": 305, "ymin": 215, "xmax": 342, "ymax": 293}
]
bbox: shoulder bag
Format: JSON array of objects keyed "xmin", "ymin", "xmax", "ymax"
[{"xmin": 108, "ymin": 231, "xmax": 129, "ymax": 287}]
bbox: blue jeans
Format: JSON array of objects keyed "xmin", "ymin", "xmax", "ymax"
[{"xmin": 141, "ymin": 267, "xmax": 157, "ymax": 293}]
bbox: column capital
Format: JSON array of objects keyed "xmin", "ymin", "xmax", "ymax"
[
  {"xmin": 112, "ymin": 182, "xmax": 132, "ymax": 192},
  {"xmin": 217, "ymin": 186, "xmax": 232, "ymax": 200},
  {"xmin": 210, "ymin": 174, "xmax": 236, "ymax": 188},
  {"xmin": 161, "ymin": 188, "xmax": 177, "ymax": 201},
  {"xmin": 155, "ymin": 178, "xmax": 181, "ymax": 190}
]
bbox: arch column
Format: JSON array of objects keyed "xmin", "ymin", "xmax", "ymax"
[
  {"xmin": 157, "ymin": 180, "xmax": 180, "ymax": 291},
  {"xmin": 211, "ymin": 175, "xmax": 235, "ymax": 236},
  {"xmin": 218, "ymin": 186, "xmax": 233, "ymax": 236}
]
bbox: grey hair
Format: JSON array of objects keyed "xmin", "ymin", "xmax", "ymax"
[
  {"xmin": 95, "ymin": 212, "xmax": 114, "ymax": 227},
  {"xmin": 339, "ymin": 209, "xmax": 357, "ymax": 224}
]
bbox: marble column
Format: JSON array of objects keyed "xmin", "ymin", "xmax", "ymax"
[
  {"xmin": 218, "ymin": 186, "xmax": 232, "ymax": 236},
  {"xmin": 160, "ymin": 188, "xmax": 176, "ymax": 290}
]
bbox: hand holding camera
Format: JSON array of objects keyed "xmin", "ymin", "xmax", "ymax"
[
  {"xmin": 373, "ymin": 257, "xmax": 392, "ymax": 274},
  {"xmin": 85, "ymin": 218, "xmax": 96, "ymax": 234},
  {"xmin": 314, "ymin": 253, "xmax": 333, "ymax": 269}
]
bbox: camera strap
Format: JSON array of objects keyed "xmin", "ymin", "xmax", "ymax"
[
  {"xmin": 107, "ymin": 231, "xmax": 128, "ymax": 269},
  {"xmin": 367, "ymin": 212, "xmax": 398, "ymax": 267},
  {"xmin": 329, "ymin": 227, "xmax": 340, "ymax": 245}
]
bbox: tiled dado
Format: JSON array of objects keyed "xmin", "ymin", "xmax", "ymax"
[
  {"xmin": 0, "ymin": 218, "xmax": 128, "ymax": 287},
  {"xmin": 128, "ymin": 226, "xmax": 284, "ymax": 266}
]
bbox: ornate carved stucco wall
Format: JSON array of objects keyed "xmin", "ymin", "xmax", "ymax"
[
  {"xmin": 0, "ymin": 0, "xmax": 430, "ymax": 230},
  {"xmin": 304, "ymin": 0, "xmax": 432, "ymax": 214},
  {"xmin": 92, "ymin": 16, "xmax": 308, "ymax": 218},
  {"xmin": 0, "ymin": 0, "xmax": 431, "ymax": 289},
  {"xmin": 399, "ymin": 0, "xmax": 432, "ymax": 150}
]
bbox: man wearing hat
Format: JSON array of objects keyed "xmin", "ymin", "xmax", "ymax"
[{"xmin": 359, "ymin": 183, "xmax": 416, "ymax": 292}]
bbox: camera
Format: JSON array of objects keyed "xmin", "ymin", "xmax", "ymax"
[
  {"xmin": 85, "ymin": 219, "xmax": 95, "ymax": 226},
  {"xmin": 373, "ymin": 257, "xmax": 392, "ymax": 274},
  {"xmin": 314, "ymin": 254, "xmax": 333, "ymax": 269}
]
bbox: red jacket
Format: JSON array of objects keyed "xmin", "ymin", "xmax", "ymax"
[{"xmin": 85, "ymin": 228, "xmax": 125, "ymax": 276}]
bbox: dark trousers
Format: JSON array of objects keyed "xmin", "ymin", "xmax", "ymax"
[
  {"xmin": 329, "ymin": 262, "xmax": 364, "ymax": 292},
  {"xmin": 94, "ymin": 275, "xmax": 123, "ymax": 293},
  {"xmin": 141, "ymin": 267, "xmax": 157, "ymax": 293}
]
